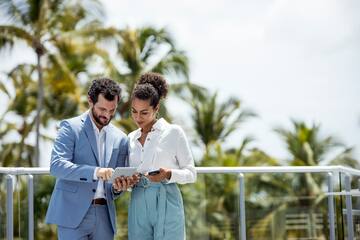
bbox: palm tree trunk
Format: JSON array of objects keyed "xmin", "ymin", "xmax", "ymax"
[
  {"xmin": 34, "ymin": 52, "xmax": 44, "ymax": 167},
  {"xmin": 17, "ymin": 121, "xmax": 26, "ymax": 167}
]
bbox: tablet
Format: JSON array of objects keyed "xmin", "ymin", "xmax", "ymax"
[{"xmin": 108, "ymin": 167, "xmax": 137, "ymax": 183}]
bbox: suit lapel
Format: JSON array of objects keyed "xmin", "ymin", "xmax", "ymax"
[
  {"xmin": 104, "ymin": 127, "xmax": 115, "ymax": 167},
  {"xmin": 83, "ymin": 113, "xmax": 99, "ymax": 165}
]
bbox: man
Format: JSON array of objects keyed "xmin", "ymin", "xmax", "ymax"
[{"xmin": 46, "ymin": 78, "xmax": 134, "ymax": 239}]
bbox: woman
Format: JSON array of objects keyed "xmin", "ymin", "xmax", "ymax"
[{"xmin": 128, "ymin": 72, "xmax": 197, "ymax": 240}]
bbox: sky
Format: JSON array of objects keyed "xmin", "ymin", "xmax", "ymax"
[
  {"xmin": 101, "ymin": 0, "xmax": 360, "ymax": 161},
  {"xmin": 0, "ymin": 0, "xmax": 360, "ymax": 165}
]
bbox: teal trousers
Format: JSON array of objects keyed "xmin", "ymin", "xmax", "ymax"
[{"xmin": 128, "ymin": 177, "xmax": 185, "ymax": 240}]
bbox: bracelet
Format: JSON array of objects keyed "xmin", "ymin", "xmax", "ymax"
[{"xmin": 113, "ymin": 186, "xmax": 122, "ymax": 194}]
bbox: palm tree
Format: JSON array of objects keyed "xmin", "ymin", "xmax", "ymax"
[
  {"xmin": 177, "ymin": 87, "xmax": 257, "ymax": 238},
  {"xmin": 274, "ymin": 120, "xmax": 359, "ymax": 200},
  {"xmin": 0, "ymin": 64, "xmax": 37, "ymax": 167},
  {"xmin": 247, "ymin": 120, "xmax": 360, "ymax": 239},
  {"xmin": 190, "ymin": 90, "xmax": 256, "ymax": 152},
  {"xmin": 1, "ymin": 0, "xmax": 50, "ymax": 166},
  {"xmin": 185, "ymin": 140, "xmax": 280, "ymax": 239},
  {"xmin": 0, "ymin": 0, "xmax": 111, "ymax": 166},
  {"xmin": 105, "ymin": 26, "xmax": 190, "ymax": 120},
  {"xmin": 0, "ymin": 34, "xmax": 120, "ymax": 166},
  {"xmin": 275, "ymin": 120, "xmax": 342, "ymax": 166}
]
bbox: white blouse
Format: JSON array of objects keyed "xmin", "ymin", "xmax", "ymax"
[{"xmin": 128, "ymin": 118, "xmax": 196, "ymax": 184}]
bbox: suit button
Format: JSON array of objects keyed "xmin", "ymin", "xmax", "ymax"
[{"xmin": 92, "ymin": 189, "xmax": 96, "ymax": 193}]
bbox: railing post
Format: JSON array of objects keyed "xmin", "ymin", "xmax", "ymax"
[
  {"xmin": 239, "ymin": 173, "xmax": 246, "ymax": 240},
  {"xmin": 327, "ymin": 172, "xmax": 336, "ymax": 240},
  {"xmin": 357, "ymin": 179, "xmax": 360, "ymax": 209},
  {"xmin": 6, "ymin": 175, "xmax": 14, "ymax": 240},
  {"xmin": 345, "ymin": 174, "xmax": 354, "ymax": 239},
  {"xmin": 28, "ymin": 175, "xmax": 34, "ymax": 240}
]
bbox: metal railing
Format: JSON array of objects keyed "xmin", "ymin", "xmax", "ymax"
[{"xmin": 1, "ymin": 165, "xmax": 360, "ymax": 240}]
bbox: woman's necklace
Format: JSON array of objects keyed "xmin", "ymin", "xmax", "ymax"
[
  {"xmin": 139, "ymin": 132, "xmax": 148, "ymax": 145},
  {"xmin": 139, "ymin": 120, "xmax": 157, "ymax": 146}
]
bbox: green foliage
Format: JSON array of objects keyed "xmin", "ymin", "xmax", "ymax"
[
  {"xmin": 0, "ymin": 1, "xmax": 359, "ymax": 240},
  {"xmin": 0, "ymin": 0, "xmax": 112, "ymax": 167},
  {"xmin": 33, "ymin": 176, "xmax": 57, "ymax": 240},
  {"xmin": 108, "ymin": 26, "xmax": 189, "ymax": 119},
  {"xmin": 244, "ymin": 120, "xmax": 359, "ymax": 239},
  {"xmin": 185, "ymin": 142, "xmax": 280, "ymax": 239},
  {"xmin": 114, "ymin": 192, "xmax": 131, "ymax": 239},
  {"xmin": 189, "ymin": 90, "xmax": 256, "ymax": 150},
  {"xmin": 274, "ymin": 120, "xmax": 342, "ymax": 166}
]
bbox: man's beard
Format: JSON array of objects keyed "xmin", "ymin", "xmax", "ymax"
[{"xmin": 91, "ymin": 108, "xmax": 112, "ymax": 127}]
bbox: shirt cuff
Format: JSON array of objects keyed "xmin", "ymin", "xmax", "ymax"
[
  {"xmin": 112, "ymin": 185, "xmax": 122, "ymax": 194},
  {"xmin": 93, "ymin": 167, "xmax": 99, "ymax": 180}
]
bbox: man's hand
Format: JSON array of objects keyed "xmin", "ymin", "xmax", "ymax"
[
  {"xmin": 147, "ymin": 168, "xmax": 171, "ymax": 182},
  {"xmin": 96, "ymin": 168, "xmax": 114, "ymax": 181},
  {"xmin": 113, "ymin": 174, "xmax": 140, "ymax": 192}
]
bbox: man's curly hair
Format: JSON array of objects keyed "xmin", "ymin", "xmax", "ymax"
[{"xmin": 88, "ymin": 78, "xmax": 121, "ymax": 103}]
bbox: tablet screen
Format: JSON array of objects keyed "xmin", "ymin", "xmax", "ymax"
[{"xmin": 108, "ymin": 167, "xmax": 137, "ymax": 183}]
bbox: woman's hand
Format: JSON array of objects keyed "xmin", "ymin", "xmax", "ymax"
[{"xmin": 147, "ymin": 168, "xmax": 171, "ymax": 182}]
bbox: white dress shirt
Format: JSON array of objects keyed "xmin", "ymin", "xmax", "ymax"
[
  {"xmin": 90, "ymin": 116, "xmax": 108, "ymax": 199},
  {"xmin": 128, "ymin": 118, "xmax": 196, "ymax": 184}
]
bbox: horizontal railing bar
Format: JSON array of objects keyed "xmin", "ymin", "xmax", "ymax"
[
  {"xmin": 336, "ymin": 166, "xmax": 360, "ymax": 176},
  {"xmin": 0, "ymin": 167, "xmax": 49, "ymax": 175},
  {"xmin": 325, "ymin": 190, "xmax": 360, "ymax": 196},
  {"xmin": 342, "ymin": 209, "xmax": 360, "ymax": 216},
  {"xmin": 1, "ymin": 165, "xmax": 360, "ymax": 176},
  {"xmin": 196, "ymin": 166, "xmax": 360, "ymax": 175}
]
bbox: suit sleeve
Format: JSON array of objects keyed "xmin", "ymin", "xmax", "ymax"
[
  {"xmin": 50, "ymin": 120, "xmax": 96, "ymax": 182},
  {"xmin": 110, "ymin": 137, "xmax": 129, "ymax": 200}
]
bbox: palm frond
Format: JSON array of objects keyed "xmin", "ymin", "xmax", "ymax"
[
  {"xmin": 170, "ymin": 82, "xmax": 208, "ymax": 103},
  {"xmin": 47, "ymin": 53, "xmax": 77, "ymax": 89},
  {"xmin": 191, "ymin": 91, "xmax": 255, "ymax": 146},
  {"xmin": 0, "ymin": 79, "xmax": 11, "ymax": 97},
  {"xmin": 274, "ymin": 120, "xmax": 343, "ymax": 165},
  {"xmin": 62, "ymin": 26, "xmax": 119, "ymax": 43},
  {"xmin": 0, "ymin": 25, "xmax": 34, "ymax": 50},
  {"xmin": 328, "ymin": 147, "xmax": 360, "ymax": 168},
  {"xmin": 0, "ymin": 0, "xmax": 28, "ymax": 24},
  {"xmin": 138, "ymin": 27, "xmax": 174, "ymax": 62},
  {"xmin": 150, "ymin": 50, "xmax": 189, "ymax": 81}
]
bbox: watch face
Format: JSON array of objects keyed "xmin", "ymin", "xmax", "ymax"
[{"xmin": 148, "ymin": 170, "xmax": 160, "ymax": 176}]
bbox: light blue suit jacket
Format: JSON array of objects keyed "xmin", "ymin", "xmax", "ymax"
[{"xmin": 45, "ymin": 112, "xmax": 128, "ymax": 233}]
